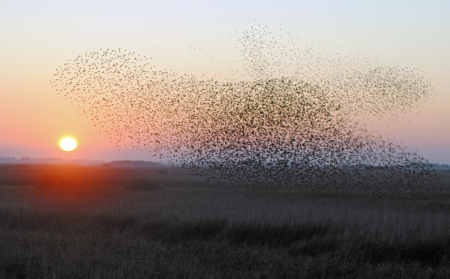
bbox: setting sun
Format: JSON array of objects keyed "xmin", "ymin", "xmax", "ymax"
[{"xmin": 60, "ymin": 137, "xmax": 77, "ymax": 151}]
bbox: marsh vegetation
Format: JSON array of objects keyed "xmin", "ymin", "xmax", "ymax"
[{"xmin": 1, "ymin": 164, "xmax": 450, "ymax": 278}]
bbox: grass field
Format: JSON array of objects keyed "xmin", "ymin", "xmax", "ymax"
[{"xmin": 1, "ymin": 164, "xmax": 450, "ymax": 278}]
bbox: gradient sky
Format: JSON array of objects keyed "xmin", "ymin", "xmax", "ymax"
[{"xmin": 1, "ymin": 0, "xmax": 449, "ymax": 163}]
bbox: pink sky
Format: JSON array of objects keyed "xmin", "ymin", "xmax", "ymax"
[{"xmin": 1, "ymin": 1, "xmax": 449, "ymax": 163}]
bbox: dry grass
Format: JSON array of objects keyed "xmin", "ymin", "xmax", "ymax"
[{"xmin": 1, "ymin": 164, "xmax": 450, "ymax": 278}]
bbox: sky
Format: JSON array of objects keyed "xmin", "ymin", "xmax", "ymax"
[{"xmin": 0, "ymin": 0, "xmax": 449, "ymax": 163}]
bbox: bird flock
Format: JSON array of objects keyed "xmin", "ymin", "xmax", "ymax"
[{"xmin": 51, "ymin": 25, "xmax": 439, "ymax": 195}]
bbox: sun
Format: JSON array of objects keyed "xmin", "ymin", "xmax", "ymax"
[{"xmin": 60, "ymin": 137, "xmax": 77, "ymax": 151}]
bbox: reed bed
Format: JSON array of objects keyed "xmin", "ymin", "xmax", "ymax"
[{"xmin": 1, "ymin": 165, "xmax": 450, "ymax": 278}]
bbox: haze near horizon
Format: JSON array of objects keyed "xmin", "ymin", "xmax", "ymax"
[{"xmin": 1, "ymin": 1, "xmax": 449, "ymax": 164}]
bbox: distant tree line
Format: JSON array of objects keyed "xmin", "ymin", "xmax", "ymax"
[{"xmin": 0, "ymin": 157, "xmax": 106, "ymax": 165}]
